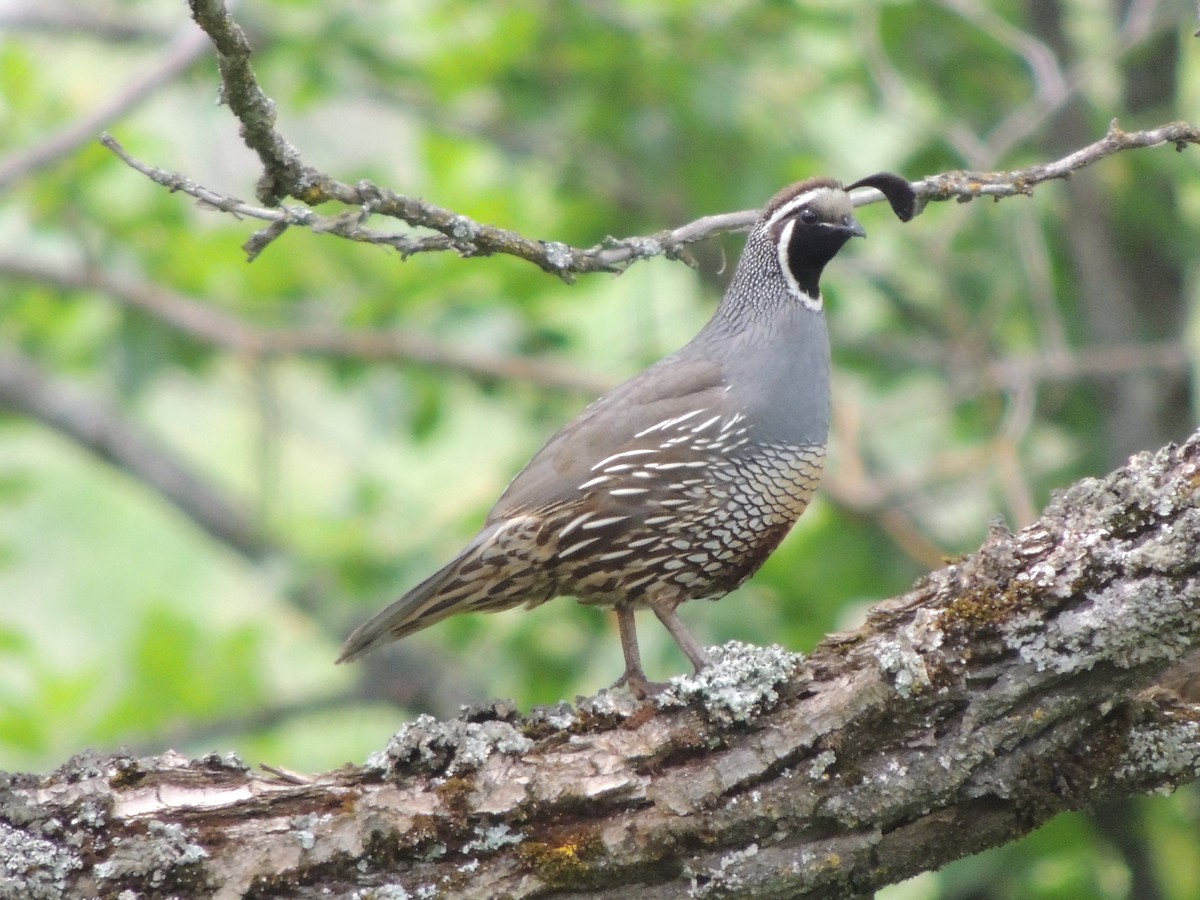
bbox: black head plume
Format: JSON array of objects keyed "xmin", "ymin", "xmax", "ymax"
[{"xmin": 845, "ymin": 172, "xmax": 917, "ymax": 222}]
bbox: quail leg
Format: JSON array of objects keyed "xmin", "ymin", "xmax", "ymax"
[
  {"xmin": 653, "ymin": 605, "xmax": 711, "ymax": 672},
  {"xmin": 614, "ymin": 606, "xmax": 659, "ymax": 699}
]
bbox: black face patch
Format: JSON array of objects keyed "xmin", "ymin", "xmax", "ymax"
[
  {"xmin": 784, "ymin": 216, "xmax": 857, "ymax": 301},
  {"xmin": 765, "ymin": 186, "xmax": 861, "ymax": 307}
]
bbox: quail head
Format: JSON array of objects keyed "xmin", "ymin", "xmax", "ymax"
[{"xmin": 339, "ymin": 172, "xmax": 916, "ymax": 698}]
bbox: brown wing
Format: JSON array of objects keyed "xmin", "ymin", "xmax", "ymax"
[{"xmin": 490, "ymin": 355, "xmax": 728, "ymax": 521}]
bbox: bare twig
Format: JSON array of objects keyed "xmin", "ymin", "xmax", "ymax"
[
  {"xmin": 0, "ymin": 9, "xmax": 171, "ymax": 42},
  {"xmin": 0, "ymin": 22, "xmax": 212, "ymax": 192},
  {"xmin": 914, "ymin": 119, "xmax": 1200, "ymax": 203},
  {"xmin": 185, "ymin": 0, "xmax": 317, "ymax": 207}
]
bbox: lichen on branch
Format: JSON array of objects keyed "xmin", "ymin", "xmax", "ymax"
[{"xmin": 5, "ymin": 432, "xmax": 1199, "ymax": 898}]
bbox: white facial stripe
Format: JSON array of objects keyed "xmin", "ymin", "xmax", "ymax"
[{"xmin": 765, "ymin": 186, "xmax": 839, "ymax": 230}]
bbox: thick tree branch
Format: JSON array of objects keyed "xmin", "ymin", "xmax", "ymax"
[{"xmin": 4, "ymin": 431, "xmax": 1199, "ymax": 898}]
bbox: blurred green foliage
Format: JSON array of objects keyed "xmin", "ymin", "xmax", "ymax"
[{"xmin": 0, "ymin": 0, "xmax": 1198, "ymax": 896}]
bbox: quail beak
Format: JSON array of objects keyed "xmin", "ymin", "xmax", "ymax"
[{"xmin": 840, "ymin": 215, "xmax": 867, "ymax": 239}]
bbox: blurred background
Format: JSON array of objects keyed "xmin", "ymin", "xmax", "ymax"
[{"xmin": 0, "ymin": 1, "xmax": 1198, "ymax": 897}]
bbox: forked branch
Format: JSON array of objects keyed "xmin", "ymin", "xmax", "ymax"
[{"xmin": 96, "ymin": 3, "xmax": 1199, "ymax": 277}]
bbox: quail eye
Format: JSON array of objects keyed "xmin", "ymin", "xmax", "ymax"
[{"xmin": 798, "ymin": 208, "xmax": 819, "ymax": 224}]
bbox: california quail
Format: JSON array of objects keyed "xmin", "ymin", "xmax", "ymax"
[{"xmin": 339, "ymin": 173, "xmax": 916, "ymax": 698}]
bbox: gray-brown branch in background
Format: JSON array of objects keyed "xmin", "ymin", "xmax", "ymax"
[
  {"xmin": 0, "ymin": 19, "xmax": 211, "ymax": 192},
  {"xmin": 0, "ymin": 345, "xmax": 481, "ymax": 715},
  {"xmin": 0, "ymin": 256, "xmax": 608, "ymax": 397},
  {"xmin": 4, "ymin": 432, "xmax": 1199, "ymax": 898},
  {"xmin": 0, "ymin": 348, "xmax": 271, "ymax": 561}
]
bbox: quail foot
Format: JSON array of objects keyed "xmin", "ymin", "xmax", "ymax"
[{"xmin": 339, "ymin": 173, "xmax": 916, "ymax": 699}]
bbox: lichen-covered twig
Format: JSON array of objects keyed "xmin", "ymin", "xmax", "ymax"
[
  {"xmin": 914, "ymin": 119, "xmax": 1200, "ymax": 203},
  {"xmin": 93, "ymin": 3, "xmax": 1198, "ymax": 277},
  {"xmin": 103, "ymin": 116, "xmax": 1200, "ymax": 278}
]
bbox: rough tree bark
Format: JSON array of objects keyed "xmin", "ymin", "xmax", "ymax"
[{"xmin": 4, "ymin": 430, "xmax": 1200, "ymax": 899}]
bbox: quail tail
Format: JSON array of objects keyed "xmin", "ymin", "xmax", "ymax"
[
  {"xmin": 336, "ymin": 557, "xmax": 467, "ymax": 664},
  {"xmin": 338, "ymin": 516, "xmax": 555, "ymax": 664}
]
